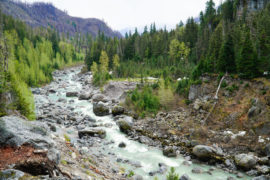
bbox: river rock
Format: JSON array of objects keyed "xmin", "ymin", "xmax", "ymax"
[
  {"xmin": 112, "ymin": 106, "xmax": 125, "ymax": 116},
  {"xmin": 252, "ymin": 175, "xmax": 270, "ymax": 180},
  {"xmin": 78, "ymin": 92, "xmax": 92, "ymax": 100},
  {"xmin": 117, "ymin": 120, "xmax": 132, "ymax": 134},
  {"xmin": 191, "ymin": 167, "xmax": 203, "ymax": 174},
  {"xmin": 162, "ymin": 146, "xmax": 177, "ymax": 157},
  {"xmin": 139, "ymin": 136, "xmax": 154, "ymax": 145},
  {"xmin": 118, "ymin": 142, "xmax": 126, "ymax": 148},
  {"xmin": 92, "ymin": 94, "xmax": 105, "ymax": 102},
  {"xmin": 0, "ymin": 169, "xmax": 25, "ymax": 180},
  {"xmin": 234, "ymin": 153, "xmax": 258, "ymax": 170},
  {"xmin": 93, "ymin": 102, "xmax": 110, "ymax": 116},
  {"xmin": 180, "ymin": 174, "xmax": 191, "ymax": 180},
  {"xmin": 66, "ymin": 91, "xmax": 78, "ymax": 97},
  {"xmin": 192, "ymin": 145, "xmax": 216, "ymax": 159},
  {"xmin": 248, "ymin": 106, "xmax": 261, "ymax": 118},
  {"xmin": 256, "ymin": 165, "xmax": 270, "ymax": 174},
  {"xmin": 78, "ymin": 129, "xmax": 106, "ymax": 139}
]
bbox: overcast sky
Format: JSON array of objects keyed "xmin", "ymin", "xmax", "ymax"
[{"xmin": 23, "ymin": 0, "xmax": 221, "ymax": 30}]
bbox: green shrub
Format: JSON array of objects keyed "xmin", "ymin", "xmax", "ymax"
[
  {"xmin": 221, "ymin": 81, "xmax": 228, "ymax": 88},
  {"xmin": 166, "ymin": 167, "xmax": 179, "ymax": 180},
  {"xmin": 127, "ymin": 86, "xmax": 160, "ymax": 116},
  {"xmin": 176, "ymin": 79, "xmax": 190, "ymax": 97}
]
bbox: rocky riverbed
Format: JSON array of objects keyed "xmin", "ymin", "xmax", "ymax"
[{"xmin": 0, "ymin": 66, "xmax": 268, "ymax": 180}]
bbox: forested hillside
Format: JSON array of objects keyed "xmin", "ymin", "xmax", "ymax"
[
  {"xmin": 0, "ymin": 10, "xmax": 83, "ymax": 119},
  {"xmin": 0, "ymin": 0, "xmax": 122, "ymax": 38},
  {"xmin": 85, "ymin": 0, "xmax": 270, "ymax": 81}
]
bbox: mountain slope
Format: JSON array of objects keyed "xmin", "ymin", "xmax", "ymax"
[{"xmin": 0, "ymin": 0, "xmax": 122, "ymax": 38}]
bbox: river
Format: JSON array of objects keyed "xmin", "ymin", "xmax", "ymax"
[{"xmin": 34, "ymin": 67, "xmax": 250, "ymax": 180}]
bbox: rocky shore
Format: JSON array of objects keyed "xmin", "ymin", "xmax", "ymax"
[{"xmin": 1, "ymin": 67, "xmax": 270, "ymax": 180}]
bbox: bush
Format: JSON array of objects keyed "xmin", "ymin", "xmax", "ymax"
[
  {"xmin": 176, "ymin": 79, "xmax": 190, "ymax": 97},
  {"xmin": 166, "ymin": 167, "xmax": 179, "ymax": 180},
  {"xmin": 127, "ymin": 86, "xmax": 160, "ymax": 116}
]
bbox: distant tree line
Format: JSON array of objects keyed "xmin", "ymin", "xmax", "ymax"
[{"xmin": 84, "ymin": 0, "xmax": 270, "ymax": 80}]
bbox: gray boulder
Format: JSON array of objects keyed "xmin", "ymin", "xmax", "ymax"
[
  {"xmin": 78, "ymin": 92, "xmax": 92, "ymax": 100},
  {"xmin": 192, "ymin": 145, "xmax": 216, "ymax": 159},
  {"xmin": 117, "ymin": 120, "xmax": 132, "ymax": 134},
  {"xmin": 66, "ymin": 91, "xmax": 78, "ymax": 97},
  {"xmin": 78, "ymin": 129, "xmax": 106, "ymax": 139},
  {"xmin": 118, "ymin": 142, "xmax": 126, "ymax": 148},
  {"xmin": 180, "ymin": 174, "xmax": 191, "ymax": 180},
  {"xmin": 0, "ymin": 116, "xmax": 54, "ymax": 149},
  {"xmin": 191, "ymin": 167, "xmax": 203, "ymax": 174},
  {"xmin": 234, "ymin": 153, "xmax": 258, "ymax": 170},
  {"xmin": 162, "ymin": 146, "xmax": 177, "ymax": 157},
  {"xmin": 0, "ymin": 169, "xmax": 25, "ymax": 180},
  {"xmin": 93, "ymin": 102, "xmax": 110, "ymax": 116}
]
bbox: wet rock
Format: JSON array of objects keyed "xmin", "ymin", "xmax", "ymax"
[
  {"xmin": 180, "ymin": 174, "xmax": 191, "ymax": 180},
  {"xmin": 119, "ymin": 142, "xmax": 126, "ymax": 148},
  {"xmin": 117, "ymin": 120, "xmax": 132, "ymax": 134},
  {"xmin": 139, "ymin": 136, "xmax": 154, "ymax": 146},
  {"xmin": 227, "ymin": 177, "xmax": 236, "ymax": 180},
  {"xmin": 93, "ymin": 102, "xmax": 110, "ymax": 116},
  {"xmin": 48, "ymin": 89, "xmax": 56, "ymax": 93},
  {"xmin": 192, "ymin": 145, "xmax": 216, "ymax": 159},
  {"xmin": 78, "ymin": 92, "xmax": 92, "ymax": 100},
  {"xmin": 112, "ymin": 106, "xmax": 125, "ymax": 116},
  {"xmin": 252, "ymin": 175, "xmax": 270, "ymax": 180},
  {"xmin": 162, "ymin": 146, "xmax": 177, "ymax": 157},
  {"xmin": 78, "ymin": 129, "xmax": 106, "ymax": 139},
  {"xmin": 191, "ymin": 167, "xmax": 203, "ymax": 174},
  {"xmin": 66, "ymin": 91, "xmax": 78, "ymax": 97},
  {"xmin": 182, "ymin": 161, "xmax": 192, "ymax": 166},
  {"xmin": 0, "ymin": 169, "xmax": 25, "ymax": 180},
  {"xmin": 158, "ymin": 163, "xmax": 168, "ymax": 174},
  {"xmin": 83, "ymin": 115, "xmax": 96, "ymax": 122},
  {"xmin": 225, "ymin": 159, "xmax": 236, "ymax": 170},
  {"xmin": 234, "ymin": 153, "xmax": 258, "ymax": 170},
  {"xmin": 58, "ymin": 98, "xmax": 67, "ymax": 103}
]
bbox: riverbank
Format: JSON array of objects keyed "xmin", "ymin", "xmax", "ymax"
[{"xmin": 0, "ymin": 66, "xmax": 268, "ymax": 180}]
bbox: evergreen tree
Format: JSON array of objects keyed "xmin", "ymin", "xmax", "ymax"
[
  {"xmin": 218, "ymin": 33, "xmax": 236, "ymax": 73},
  {"xmin": 99, "ymin": 50, "xmax": 109, "ymax": 73},
  {"xmin": 237, "ymin": 31, "xmax": 258, "ymax": 78}
]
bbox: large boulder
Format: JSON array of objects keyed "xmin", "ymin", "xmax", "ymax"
[
  {"xmin": 192, "ymin": 145, "xmax": 216, "ymax": 159},
  {"xmin": 117, "ymin": 120, "xmax": 132, "ymax": 134},
  {"xmin": 66, "ymin": 91, "xmax": 78, "ymax": 97},
  {"xmin": 78, "ymin": 129, "xmax": 106, "ymax": 139},
  {"xmin": 112, "ymin": 106, "xmax": 125, "ymax": 116},
  {"xmin": 180, "ymin": 174, "xmax": 191, "ymax": 180},
  {"xmin": 234, "ymin": 154, "xmax": 258, "ymax": 170},
  {"xmin": 93, "ymin": 102, "xmax": 110, "ymax": 116},
  {"xmin": 0, "ymin": 116, "xmax": 60, "ymax": 174},
  {"xmin": 0, "ymin": 116, "xmax": 54, "ymax": 149},
  {"xmin": 78, "ymin": 92, "xmax": 92, "ymax": 100}
]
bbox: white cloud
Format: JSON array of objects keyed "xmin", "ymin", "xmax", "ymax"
[{"xmin": 23, "ymin": 0, "xmax": 222, "ymax": 30}]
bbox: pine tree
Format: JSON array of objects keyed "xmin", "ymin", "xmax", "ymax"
[
  {"xmin": 218, "ymin": 33, "xmax": 236, "ymax": 73},
  {"xmin": 237, "ymin": 31, "xmax": 258, "ymax": 78}
]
